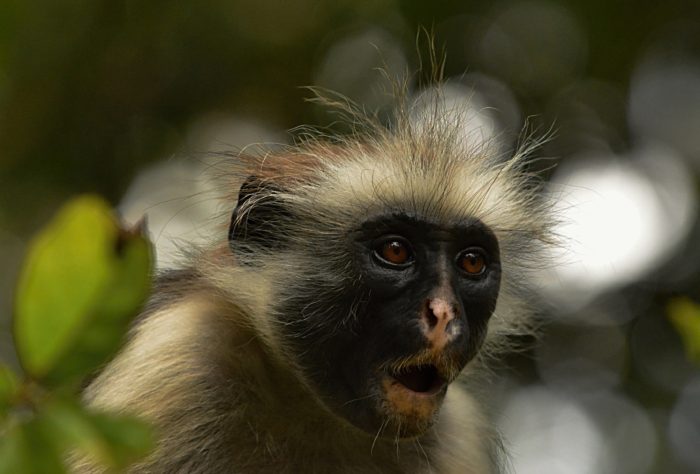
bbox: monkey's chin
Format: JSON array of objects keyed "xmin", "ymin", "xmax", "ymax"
[{"xmin": 375, "ymin": 366, "xmax": 448, "ymax": 438}]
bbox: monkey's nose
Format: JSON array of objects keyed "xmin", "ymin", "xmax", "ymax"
[{"xmin": 420, "ymin": 298, "xmax": 460, "ymax": 350}]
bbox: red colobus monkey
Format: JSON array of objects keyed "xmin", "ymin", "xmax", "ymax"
[{"xmin": 82, "ymin": 87, "xmax": 552, "ymax": 473}]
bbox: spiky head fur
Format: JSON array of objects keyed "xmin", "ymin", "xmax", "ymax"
[{"xmin": 199, "ymin": 86, "xmax": 552, "ymax": 384}]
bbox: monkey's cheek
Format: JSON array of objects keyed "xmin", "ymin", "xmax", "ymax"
[{"xmin": 378, "ymin": 376, "xmax": 446, "ymax": 437}]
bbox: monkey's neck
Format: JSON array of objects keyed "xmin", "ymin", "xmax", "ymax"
[
  {"xmin": 178, "ymin": 287, "xmax": 439, "ymax": 471},
  {"xmin": 87, "ymin": 281, "xmax": 456, "ymax": 472}
]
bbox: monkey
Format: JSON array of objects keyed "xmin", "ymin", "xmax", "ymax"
[{"xmin": 79, "ymin": 86, "xmax": 552, "ymax": 473}]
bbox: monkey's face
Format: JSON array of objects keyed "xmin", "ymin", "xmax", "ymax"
[
  {"xmin": 229, "ymin": 176, "xmax": 502, "ymax": 438},
  {"xmin": 273, "ymin": 213, "xmax": 502, "ymax": 439}
]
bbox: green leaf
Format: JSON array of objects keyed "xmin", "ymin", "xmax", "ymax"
[
  {"xmin": 44, "ymin": 224, "xmax": 152, "ymax": 386},
  {"xmin": 668, "ymin": 296, "xmax": 700, "ymax": 365},
  {"xmin": 0, "ymin": 399, "xmax": 154, "ymax": 474},
  {"xmin": 13, "ymin": 195, "xmax": 152, "ymax": 384},
  {"xmin": 0, "ymin": 364, "xmax": 19, "ymax": 420},
  {"xmin": 0, "ymin": 417, "xmax": 67, "ymax": 474},
  {"xmin": 42, "ymin": 399, "xmax": 154, "ymax": 471},
  {"xmin": 14, "ymin": 195, "xmax": 114, "ymax": 378}
]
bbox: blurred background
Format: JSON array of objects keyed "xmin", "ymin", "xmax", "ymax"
[{"xmin": 1, "ymin": 0, "xmax": 700, "ymax": 472}]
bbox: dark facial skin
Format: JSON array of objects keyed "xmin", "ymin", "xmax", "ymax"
[
  {"xmin": 272, "ymin": 214, "xmax": 501, "ymax": 437},
  {"xmin": 229, "ymin": 187, "xmax": 501, "ymax": 437}
]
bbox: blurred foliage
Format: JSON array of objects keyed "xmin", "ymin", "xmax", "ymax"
[
  {"xmin": 15, "ymin": 196, "xmax": 151, "ymax": 385},
  {"xmin": 668, "ymin": 297, "xmax": 700, "ymax": 365},
  {"xmin": 0, "ymin": 196, "xmax": 154, "ymax": 473},
  {"xmin": 0, "ymin": 0, "xmax": 699, "ymax": 472},
  {"xmin": 1, "ymin": 0, "xmax": 698, "ymax": 234}
]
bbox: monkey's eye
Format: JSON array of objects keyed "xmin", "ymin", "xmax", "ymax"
[
  {"xmin": 374, "ymin": 238, "xmax": 413, "ymax": 267},
  {"xmin": 457, "ymin": 249, "xmax": 486, "ymax": 276}
]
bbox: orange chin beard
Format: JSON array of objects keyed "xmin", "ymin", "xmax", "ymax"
[{"xmin": 377, "ymin": 365, "xmax": 448, "ymax": 438}]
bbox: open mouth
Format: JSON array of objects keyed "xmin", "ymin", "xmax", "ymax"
[
  {"xmin": 389, "ymin": 364, "xmax": 446, "ymax": 395},
  {"xmin": 376, "ymin": 362, "xmax": 450, "ymax": 436}
]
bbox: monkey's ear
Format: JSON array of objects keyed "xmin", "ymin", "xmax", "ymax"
[{"xmin": 228, "ymin": 175, "xmax": 292, "ymax": 249}]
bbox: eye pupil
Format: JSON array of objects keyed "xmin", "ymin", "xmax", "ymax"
[
  {"xmin": 460, "ymin": 251, "xmax": 485, "ymax": 275},
  {"xmin": 379, "ymin": 240, "xmax": 410, "ymax": 265}
]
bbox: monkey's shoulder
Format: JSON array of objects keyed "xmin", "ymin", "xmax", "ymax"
[{"xmin": 85, "ymin": 272, "xmax": 501, "ymax": 473}]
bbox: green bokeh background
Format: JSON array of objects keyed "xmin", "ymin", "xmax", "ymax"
[{"xmin": 2, "ymin": 1, "xmax": 700, "ymax": 472}]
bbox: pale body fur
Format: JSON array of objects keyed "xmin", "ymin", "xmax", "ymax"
[
  {"xmin": 82, "ymin": 90, "xmax": 551, "ymax": 473},
  {"xmin": 85, "ymin": 290, "xmax": 495, "ymax": 473}
]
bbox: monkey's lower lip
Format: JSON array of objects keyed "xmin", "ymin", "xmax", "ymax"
[{"xmin": 388, "ymin": 364, "xmax": 446, "ymax": 396}]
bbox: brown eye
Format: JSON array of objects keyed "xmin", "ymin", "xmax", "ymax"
[
  {"xmin": 377, "ymin": 240, "xmax": 412, "ymax": 266},
  {"xmin": 459, "ymin": 251, "xmax": 486, "ymax": 275}
]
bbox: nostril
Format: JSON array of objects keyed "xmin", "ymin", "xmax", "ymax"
[{"xmin": 424, "ymin": 300, "xmax": 439, "ymax": 328}]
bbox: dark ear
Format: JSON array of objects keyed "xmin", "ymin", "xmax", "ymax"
[{"xmin": 228, "ymin": 175, "xmax": 292, "ymax": 249}]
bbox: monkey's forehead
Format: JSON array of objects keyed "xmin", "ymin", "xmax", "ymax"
[
  {"xmin": 301, "ymin": 156, "xmax": 535, "ymax": 236},
  {"xmin": 228, "ymin": 132, "xmax": 549, "ymax": 248}
]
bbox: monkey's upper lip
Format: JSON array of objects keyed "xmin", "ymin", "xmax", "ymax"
[{"xmin": 387, "ymin": 363, "xmax": 447, "ymax": 396}]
